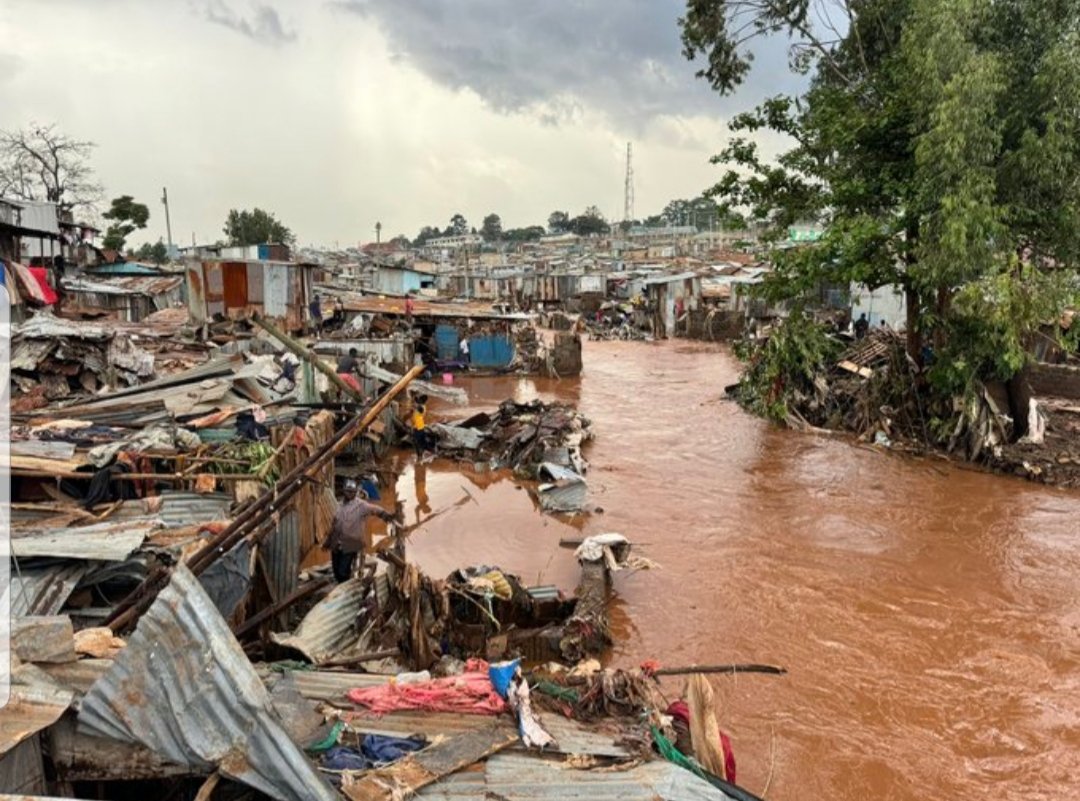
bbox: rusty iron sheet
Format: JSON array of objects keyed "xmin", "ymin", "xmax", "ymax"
[
  {"xmin": 77, "ymin": 564, "xmax": 337, "ymax": 801},
  {"xmin": 11, "ymin": 519, "xmax": 159, "ymax": 561},
  {"xmin": 0, "ymin": 676, "xmax": 75, "ymax": 757},
  {"xmin": 416, "ymin": 752, "xmax": 738, "ymax": 800},
  {"xmin": 10, "ymin": 563, "xmax": 90, "ymax": 617}
]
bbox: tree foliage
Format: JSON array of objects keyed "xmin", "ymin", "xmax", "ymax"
[
  {"xmin": 132, "ymin": 238, "xmax": 168, "ymax": 266},
  {"xmin": 445, "ymin": 213, "xmax": 469, "ymax": 237},
  {"xmin": 0, "ymin": 123, "xmax": 103, "ymax": 215},
  {"xmin": 681, "ymin": 0, "xmax": 1080, "ymax": 400},
  {"xmin": 480, "ymin": 213, "xmax": 502, "ymax": 242},
  {"xmin": 504, "ymin": 225, "xmax": 546, "ymax": 243},
  {"xmin": 223, "ymin": 207, "xmax": 294, "ymax": 246},
  {"xmin": 413, "ymin": 225, "xmax": 442, "ymax": 247},
  {"xmin": 102, "ymin": 195, "xmax": 150, "ymax": 252},
  {"xmin": 568, "ymin": 206, "xmax": 609, "ymax": 236},
  {"xmin": 547, "ymin": 210, "xmax": 570, "ymax": 233}
]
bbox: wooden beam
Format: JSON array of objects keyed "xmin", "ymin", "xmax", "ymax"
[{"xmin": 252, "ymin": 311, "xmax": 365, "ymax": 402}]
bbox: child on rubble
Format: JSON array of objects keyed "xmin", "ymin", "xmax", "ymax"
[{"xmin": 410, "ymin": 393, "xmax": 436, "ymax": 463}]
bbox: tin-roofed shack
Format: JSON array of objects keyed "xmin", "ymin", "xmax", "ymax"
[{"xmin": 185, "ymin": 259, "xmax": 318, "ymax": 333}]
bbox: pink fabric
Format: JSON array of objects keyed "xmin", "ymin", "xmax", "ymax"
[
  {"xmin": 348, "ymin": 661, "xmax": 507, "ymax": 716},
  {"xmin": 338, "ymin": 373, "xmax": 361, "ymax": 393}
]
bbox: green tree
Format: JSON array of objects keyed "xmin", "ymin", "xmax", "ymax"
[
  {"xmin": 568, "ymin": 206, "xmax": 609, "ymax": 236},
  {"xmin": 102, "ymin": 195, "xmax": 150, "ymax": 251},
  {"xmin": 547, "ymin": 210, "xmax": 570, "ymax": 233},
  {"xmin": 446, "ymin": 213, "xmax": 468, "ymax": 237},
  {"xmin": 504, "ymin": 225, "xmax": 546, "ymax": 243},
  {"xmin": 481, "ymin": 213, "xmax": 502, "ymax": 242},
  {"xmin": 680, "ymin": 0, "xmax": 1080, "ymax": 398},
  {"xmin": 413, "ymin": 225, "xmax": 442, "ymax": 247},
  {"xmin": 133, "ymin": 238, "xmax": 168, "ymax": 266},
  {"xmin": 223, "ymin": 208, "xmax": 294, "ymax": 246}
]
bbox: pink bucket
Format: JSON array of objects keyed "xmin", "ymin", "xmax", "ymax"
[{"xmin": 442, "ymin": 373, "xmax": 454, "ymax": 385}]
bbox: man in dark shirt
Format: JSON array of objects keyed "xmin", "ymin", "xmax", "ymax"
[
  {"xmin": 854, "ymin": 312, "xmax": 870, "ymax": 339},
  {"xmin": 324, "ymin": 480, "xmax": 396, "ymax": 582}
]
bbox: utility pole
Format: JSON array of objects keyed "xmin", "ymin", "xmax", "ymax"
[
  {"xmin": 161, "ymin": 187, "xmax": 174, "ymax": 254},
  {"xmin": 375, "ymin": 221, "xmax": 382, "ymax": 246}
]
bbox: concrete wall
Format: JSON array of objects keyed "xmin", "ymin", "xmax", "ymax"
[{"xmin": 851, "ymin": 283, "xmax": 907, "ymax": 329}]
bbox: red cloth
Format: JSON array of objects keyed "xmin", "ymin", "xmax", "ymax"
[
  {"xmin": 338, "ymin": 373, "xmax": 361, "ymax": 393},
  {"xmin": 666, "ymin": 700, "xmax": 736, "ymax": 784},
  {"xmin": 347, "ymin": 661, "xmax": 507, "ymax": 716},
  {"xmin": 27, "ymin": 266, "xmax": 58, "ymax": 304}
]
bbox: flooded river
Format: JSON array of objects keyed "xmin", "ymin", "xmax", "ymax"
[{"xmin": 386, "ymin": 339, "xmax": 1080, "ymax": 801}]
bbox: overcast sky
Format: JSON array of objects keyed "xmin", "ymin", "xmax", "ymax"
[{"xmin": 0, "ymin": 0, "xmax": 799, "ymax": 247}]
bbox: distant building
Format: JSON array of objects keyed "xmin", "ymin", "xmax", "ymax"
[{"xmin": 370, "ymin": 263, "xmax": 437, "ymax": 296}]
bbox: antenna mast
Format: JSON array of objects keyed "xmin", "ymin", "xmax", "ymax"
[{"xmin": 623, "ymin": 142, "xmax": 634, "ymax": 227}]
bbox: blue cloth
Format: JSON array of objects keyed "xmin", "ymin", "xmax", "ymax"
[
  {"xmin": 361, "ymin": 734, "xmax": 426, "ymax": 763},
  {"xmin": 361, "ymin": 478, "xmax": 380, "ymax": 501},
  {"xmin": 488, "ymin": 659, "xmax": 521, "ymax": 699},
  {"xmin": 321, "ymin": 746, "xmax": 371, "ymax": 772}
]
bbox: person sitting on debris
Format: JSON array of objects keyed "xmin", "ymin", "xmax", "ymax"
[
  {"xmin": 336, "ymin": 347, "xmax": 363, "ymax": 396},
  {"xmin": 330, "ymin": 296, "xmax": 346, "ymax": 328},
  {"xmin": 324, "ymin": 480, "xmax": 397, "ymax": 583},
  {"xmin": 854, "ymin": 312, "xmax": 870, "ymax": 339},
  {"xmin": 309, "ymin": 294, "xmax": 323, "ymax": 335}
]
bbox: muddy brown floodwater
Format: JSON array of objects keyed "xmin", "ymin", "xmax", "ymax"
[{"xmin": 381, "ymin": 339, "xmax": 1080, "ymax": 801}]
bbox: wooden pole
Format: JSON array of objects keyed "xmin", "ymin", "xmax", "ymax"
[
  {"xmin": 233, "ymin": 576, "xmax": 331, "ymax": 637},
  {"xmin": 251, "ymin": 311, "xmax": 365, "ymax": 402},
  {"xmin": 651, "ymin": 663, "xmax": 787, "ymax": 677}
]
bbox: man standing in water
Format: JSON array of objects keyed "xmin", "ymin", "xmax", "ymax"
[{"xmin": 324, "ymin": 480, "xmax": 396, "ymax": 583}]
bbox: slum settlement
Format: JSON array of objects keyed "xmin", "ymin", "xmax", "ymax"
[{"xmin": 1, "ymin": 203, "xmax": 782, "ymax": 801}]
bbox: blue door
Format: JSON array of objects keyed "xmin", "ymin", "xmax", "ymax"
[
  {"xmin": 434, "ymin": 325, "xmax": 460, "ymax": 361},
  {"xmin": 468, "ymin": 334, "xmax": 515, "ymax": 367}
]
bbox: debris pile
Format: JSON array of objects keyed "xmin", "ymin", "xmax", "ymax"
[{"xmin": 433, "ymin": 399, "xmax": 593, "ymax": 477}]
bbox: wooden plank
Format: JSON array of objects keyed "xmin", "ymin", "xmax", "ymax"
[
  {"xmin": 838, "ymin": 359, "xmax": 873, "ymax": 379},
  {"xmin": 342, "ymin": 720, "xmax": 518, "ymax": 801}
]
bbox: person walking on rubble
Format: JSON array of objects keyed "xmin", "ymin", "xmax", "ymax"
[{"xmin": 324, "ymin": 480, "xmax": 397, "ymax": 583}]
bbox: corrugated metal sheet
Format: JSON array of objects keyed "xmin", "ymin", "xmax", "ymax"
[
  {"xmin": 286, "ymin": 670, "xmax": 628, "ymax": 758},
  {"xmin": 270, "ymin": 577, "xmax": 368, "ymax": 664},
  {"xmin": 0, "ymin": 679, "xmax": 74, "ymax": 757},
  {"xmin": 313, "ymin": 338, "xmax": 413, "ymax": 367},
  {"xmin": 265, "ymin": 262, "xmax": 289, "ymax": 317},
  {"xmin": 14, "ymin": 200, "xmax": 60, "ymax": 236},
  {"xmin": 107, "ymin": 492, "xmax": 232, "ymax": 527},
  {"xmin": 78, "ymin": 564, "xmax": 337, "ymax": 801},
  {"xmin": 417, "ymin": 753, "xmax": 737, "ymax": 800},
  {"xmin": 262, "ymin": 508, "xmax": 299, "ymax": 607},
  {"xmin": 11, "ymin": 519, "xmax": 159, "ymax": 561},
  {"xmin": 10, "ymin": 563, "xmax": 90, "ymax": 616}
]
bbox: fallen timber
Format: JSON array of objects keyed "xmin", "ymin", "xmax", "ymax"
[{"xmin": 105, "ymin": 364, "xmax": 423, "ymax": 633}]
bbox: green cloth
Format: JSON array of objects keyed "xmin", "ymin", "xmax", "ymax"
[{"xmin": 307, "ymin": 720, "xmax": 346, "ymax": 753}]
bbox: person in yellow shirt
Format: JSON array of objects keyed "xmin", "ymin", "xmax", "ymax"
[{"xmin": 410, "ymin": 393, "xmax": 436, "ymax": 461}]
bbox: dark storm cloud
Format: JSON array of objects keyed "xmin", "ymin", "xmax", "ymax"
[
  {"xmin": 204, "ymin": 1, "xmax": 297, "ymax": 46},
  {"xmin": 332, "ymin": 0, "xmax": 805, "ymax": 128}
]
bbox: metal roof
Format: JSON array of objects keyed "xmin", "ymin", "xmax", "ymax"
[
  {"xmin": 78, "ymin": 564, "xmax": 338, "ymax": 801},
  {"xmin": 285, "ymin": 670, "xmax": 629, "ymax": 758},
  {"xmin": 0, "ymin": 676, "xmax": 75, "ymax": 757},
  {"xmin": 108, "ymin": 491, "xmax": 232, "ymax": 528},
  {"xmin": 10, "ymin": 563, "xmax": 91, "ymax": 616},
  {"xmin": 417, "ymin": 752, "xmax": 738, "ymax": 801},
  {"xmin": 62, "ymin": 275, "xmax": 184, "ymax": 297},
  {"xmin": 11, "ymin": 519, "xmax": 160, "ymax": 561},
  {"xmin": 269, "ymin": 576, "xmax": 370, "ymax": 665}
]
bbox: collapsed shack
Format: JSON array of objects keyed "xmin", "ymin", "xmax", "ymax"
[{"xmin": 737, "ymin": 325, "xmax": 1080, "ymax": 488}]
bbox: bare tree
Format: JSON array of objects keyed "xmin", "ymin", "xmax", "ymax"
[{"xmin": 0, "ymin": 123, "xmax": 103, "ymax": 216}]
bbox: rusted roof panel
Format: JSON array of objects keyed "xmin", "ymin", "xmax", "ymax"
[
  {"xmin": 0, "ymin": 678, "xmax": 75, "ymax": 757},
  {"xmin": 10, "ymin": 563, "xmax": 90, "ymax": 616},
  {"xmin": 77, "ymin": 564, "xmax": 337, "ymax": 801},
  {"xmin": 11, "ymin": 519, "xmax": 159, "ymax": 561},
  {"xmin": 269, "ymin": 576, "xmax": 369, "ymax": 664},
  {"xmin": 417, "ymin": 752, "xmax": 738, "ymax": 800}
]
